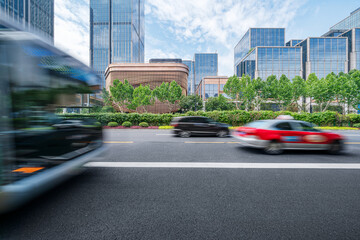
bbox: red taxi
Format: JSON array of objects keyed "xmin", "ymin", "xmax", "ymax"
[{"xmin": 233, "ymin": 120, "xmax": 345, "ymax": 155}]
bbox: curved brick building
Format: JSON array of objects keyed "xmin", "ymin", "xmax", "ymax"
[{"xmin": 105, "ymin": 63, "xmax": 188, "ymax": 113}]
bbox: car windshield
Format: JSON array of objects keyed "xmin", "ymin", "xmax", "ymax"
[{"xmin": 245, "ymin": 121, "xmax": 269, "ymax": 129}]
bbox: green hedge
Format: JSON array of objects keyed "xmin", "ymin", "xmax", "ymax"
[{"xmin": 59, "ymin": 111, "xmax": 360, "ymax": 127}]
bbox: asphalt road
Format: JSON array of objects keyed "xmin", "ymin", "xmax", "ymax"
[{"xmin": 1, "ymin": 129, "xmax": 360, "ymax": 240}]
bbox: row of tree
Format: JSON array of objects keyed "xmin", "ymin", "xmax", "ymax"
[
  {"xmin": 223, "ymin": 70, "xmax": 360, "ymax": 114},
  {"xmin": 106, "ymin": 80, "xmax": 183, "ymax": 113}
]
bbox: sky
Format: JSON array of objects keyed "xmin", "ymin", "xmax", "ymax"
[{"xmin": 55, "ymin": 0, "xmax": 360, "ymax": 76}]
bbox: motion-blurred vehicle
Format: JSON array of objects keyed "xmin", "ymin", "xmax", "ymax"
[
  {"xmin": 0, "ymin": 28, "xmax": 104, "ymax": 213},
  {"xmin": 233, "ymin": 120, "xmax": 345, "ymax": 155},
  {"xmin": 170, "ymin": 116, "xmax": 229, "ymax": 137}
]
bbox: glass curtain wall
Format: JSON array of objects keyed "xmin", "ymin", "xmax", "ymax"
[
  {"xmin": 0, "ymin": 0, "xmax": 53, "ymax": 41},
  {"xmin": 301, "ymin": 38, "xmax": 348, "ymax": 79},
  {"xmin": 90, "ymin": 0, "xmax": 110, "ymax": 87},
  {"xmin": 194, "ymin": 53, "xmax": 218, "ymax": 91},
  {"xmin": 257, "ymin": 47, "xmax": 302, "ymax": 81},
  {"xmin": 183, "ymin": 60, "xmax": 194, "ymax": 94},
  {"xmin": 90, "ymin": 0, "xmax": 144, "ymax": 88},
  {"xmin": 331, "ymin": 8, "xmax": 360, "ymax": 30}
]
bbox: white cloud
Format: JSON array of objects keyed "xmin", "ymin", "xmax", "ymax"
[
  {"xmin": 55, "ymin": 0, "xmax": 89, "ymax": 66},
  {"xmin": 146, "ymin": 0, "xmax": 307, "ymax": 75}
]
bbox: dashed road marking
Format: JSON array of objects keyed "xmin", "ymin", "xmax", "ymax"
[{"xmin": 86, "ymin": 162, "xmax": 360, "ymax": 170}]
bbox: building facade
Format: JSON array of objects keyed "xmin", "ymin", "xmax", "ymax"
[
  {"xmin": 286, "ymin": 40, "xmax": 302, "ymax": 46},
  {"xmin": 195, "ymin": 76, "xmax": 228, "ymax": 100},
  {"xmin": 238, "ymin": 46, "xmax": 302, "ymax": 80},
  {"xmin": 339, "ymin": 28, "xmax": 360, "ymax": 71},
  {"xmin": 298, "ymin": 37, "xmax": 348, "ymax": 79},
  {"xmin": 105, "ymin": 63, "xmax": 188, "ymax": 114},
  {"xmin": 149, "ymin": 59, "xmax": 182, "ymax": 63},
  {"xmin": 90, "ymin": 0, "xmax": 144, "ymax": 87},
  {"xmin": 234, "ymin": 28, "xmax": 285, "ymax": 75},
  {"xmin": 194, "ymin": 53, "xmax": 218, "ymax": 93},
  {"xmin": 183, "ymin": 60, "xmax": 194, "ymax": 94},
  {"xmin": 0, "ymin": 0, "xmax": 54, "ymax": 42},
  {"xmin": 330, "ymin": 7, "xmax": 360, "ymax": 31}
]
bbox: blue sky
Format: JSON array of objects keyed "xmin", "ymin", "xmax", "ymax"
[{"xmin": 55, "ymin": 0, "xmax": 360, "ymax": 76}]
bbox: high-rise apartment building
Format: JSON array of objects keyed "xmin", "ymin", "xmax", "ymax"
[
  {"xmin": 0, "ymin": 0, "xmax": 54, "ymax": 42},
  {"xmin": 90, "ymin": 0, "xmax": 144, "ymax": 87},
  {"xmin": 194, "ymin": 53, "xmax": 218, "ymax": 92}
]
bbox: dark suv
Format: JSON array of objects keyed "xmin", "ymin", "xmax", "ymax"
[{"xmin": 170, "ymin": 116, "xmax": 230, "ymax": 138}]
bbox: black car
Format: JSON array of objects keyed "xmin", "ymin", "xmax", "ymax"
[{"xmin": 170, "ymin": 116, "xmax": 230, "ymax": 138}]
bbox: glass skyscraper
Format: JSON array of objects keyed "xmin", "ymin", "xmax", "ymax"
[
  {"xmin": 0, "ymin": 0, "xmax": 54, "ymax": 42},
  {"xmin": 194, "ymin": 53, "xmax": 218, "ymax": 92},
  {"xmin": 299, "ymin": 37, "xmax": 348, "ymax": 79},
  {"xmin": 90, "ymin": 0, "xmax": 144, "ymax": 87},
  {"xmin": 234, "ymin": 28, "xmax": 285, "ymax": 74},
  {"xmin": 183, "ymin": 60, "xmax": 194, "ymax": 94}
]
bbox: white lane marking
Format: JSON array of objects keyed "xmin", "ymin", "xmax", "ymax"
[{"xmin": 86, "ymin": 162, "xmax": 360, "ymax": 169}]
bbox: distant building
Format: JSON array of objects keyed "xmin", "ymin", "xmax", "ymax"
[
  {"xmin": 194, "ymin": 53, "xmax": 218, "ymax": 92},
  {"xmin": 0, "ymin": 0, "xmax": 54, "ymax": 42},
  {"xmin": 90, "ymin": 0, "xmax": 145, "ymax": 88},
  {"xmin": 183, "ymin": 60, "xmax": 195, "ymax": 94},
  {"xmin": 196, "ymin": 76, "xmax": 229, "ymax": 100},
  {"xmin": 149, "ymin": 59, "xmax": 182, "ymax": 63},
  {"xmin": 105, "ymin": 63, "xmax": 188, "ymax": 114}
]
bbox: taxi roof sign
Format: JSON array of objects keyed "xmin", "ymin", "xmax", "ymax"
[{"xmin": 276, "ymin": 115, "xmax": 294, "ymax": 120}]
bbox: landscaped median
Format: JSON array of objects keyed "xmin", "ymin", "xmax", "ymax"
[
  {"xmin": 103, "ymin": 126, "xmax": 174, "ymax": 129},
  {"xmin": 59, "ymin": 110, "xmax": 360, "ymax": 129}
]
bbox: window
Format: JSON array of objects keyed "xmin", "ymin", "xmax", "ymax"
[
  {"xmin": 273, "ymin": 122, "xmax": 293, "ymax": 131},
  {"xmin": 296, "ymin": 122, "xmax": 319, "ymax": 132}
]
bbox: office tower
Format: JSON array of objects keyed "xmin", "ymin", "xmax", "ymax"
[
  {"xmin": 183, "ymin": 60, "xmax": 194, "ymax": 94},
  {"xmin": 234, "ymin": 28, "xmax": 285, "ymax": 76},
  {"xmin": 194, "ymin": 53, "xmax": 218, "ymax": 92},
  {"xmin": 90, "ymin": 0, "xmax": 144, "ymax": 87},
  {"xmin": 239, "ymin": 46, "xmax": 302, "ymax": 80},
  {"xmin": 298, "ymin": 37, "xmax": 348, "ymax": 79},
  {"xmin": 0, "ymin": 0, "xmax": 54, "ymax": 42},
  {"xmin": 339, "ymin": 28, "xmax": 360, "ymax": 71}
]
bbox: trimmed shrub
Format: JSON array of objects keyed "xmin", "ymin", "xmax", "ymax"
[
  {"xmin": 108, "ymin": 122, "xmax": 118, "ymax": 127},
  {"xmin": 354, "ymin": 123, "xmax": 360, "ymax": 128},
  {"xmin": 122, "ymin": 121, "xmax": 132, "ymax": 127},
  {"xmin": 139, "ymin": 122, "xmax": 149, "ymax": 128}
]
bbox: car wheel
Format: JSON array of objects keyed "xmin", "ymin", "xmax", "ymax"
[
  {"xmin": 328, "ymin": 140, "xmax": 344, "ymax": 154},
  {"xmin": 179, "ymin": 131, "xmax": 191, "ymax": 138},
  {"xmin": 264, "ymin": 140, "xmax": 283, "ymax": 155},
  {"xmin": 217, "ymin": 130, "xmax": 228, "ymax": 138}
]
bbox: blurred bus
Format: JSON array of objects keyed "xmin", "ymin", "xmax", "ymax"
[{"xmin": 0, "ymin": 29, "xmax": 105, "ymax": 213}]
